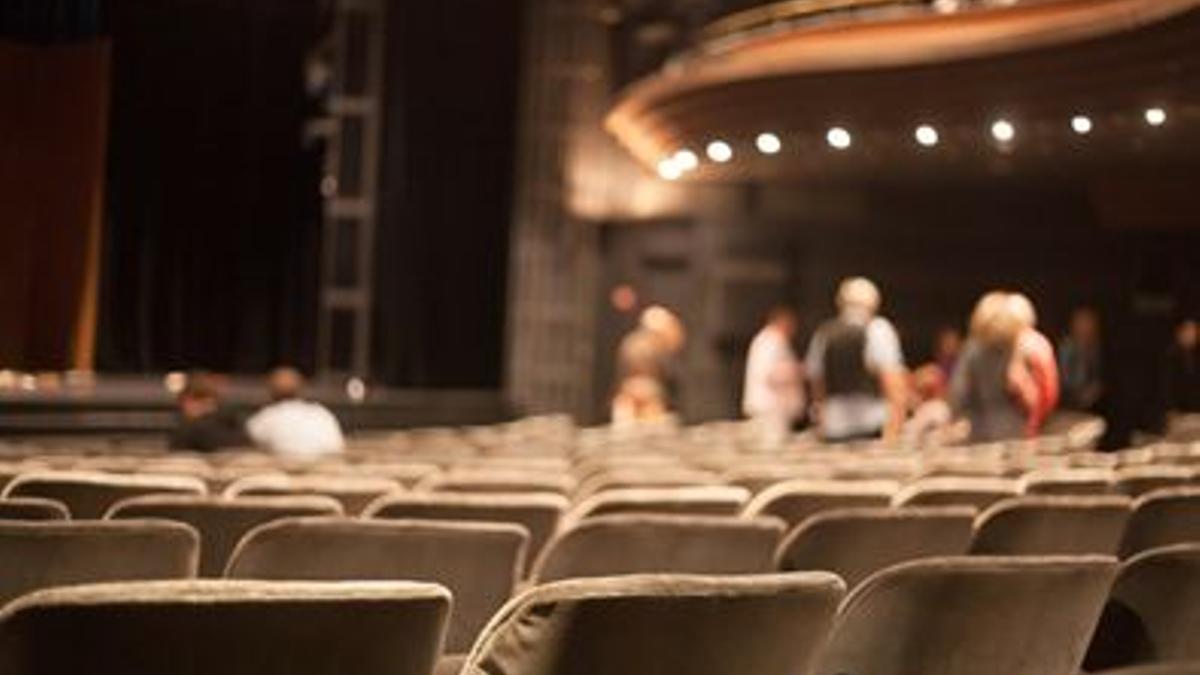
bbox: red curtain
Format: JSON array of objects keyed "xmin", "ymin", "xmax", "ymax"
[{"xmin": 0, "ymin": 39, "xmax": 109, "ymax": 371}]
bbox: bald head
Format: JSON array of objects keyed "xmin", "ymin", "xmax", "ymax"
[
  {"xmin": 267, "ymin": 367, "xmax": 304, "ymax": 402},
  {"xmin": 837, "ymin": 277, "xmax": 881, "ymax": 318}
]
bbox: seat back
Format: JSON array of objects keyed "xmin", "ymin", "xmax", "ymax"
[
  {"xmin": 107, "ymin": 495, "xmax": 343, "ymax": 577},
  {"xmin": 1086, "ymin": 544, "xmax": 1200, "ymax": 671},
  {"xmin": 4, "ymin": 471, "xmax": 206, "ymax": 519},
  {"xmin": 364, "ymin": 492, "xmax": 566, "ymax": 577},
  {"xmin": 1120, "ymin": 489, "xmax": 1200, "ymax": 558},
  {"xmin": 416, "ymin": 470, "xmax": 574, "ymax": 496},
  {"xmin": 815, "ymin": 555, "xmax": 1118, "ymax": 675},
  {"xmin": 226, "ymin": 517, "xmax": 526, "ymax": 653},
  {"xmin": 741, "ymin": 479, "xmax": 898, "ymax": 528},
  {"xmin": 223, "ymin": 474, "xmax": 401, "ymax": 515},
  {"xmin": 1021, "ymin": 468, "xmax": 1114, "ymax": 496},
  {"xmin": 972, "ymin": 496, "xmax": 1132, "ymax": 556},
  {"xmin": 1115, "ymin": 467, "xmax": 1195, "ymax": 498},
  {"xmin": 0, "ymin": 498, "xmax": 69, "ymax": 521},
  {"xmin": 0, "ymin": 520, "xmax": 198, "ymax": 605},
  {"xmin": 892, "ymin": 477, "xmax": 1022, "ymax": 510},
  {"xmin": 0, "ymin": 580, "xmax": 449, "ymax": 675},
  {"xmin": 532, "ymin": 514, "xmax": 783, "ymax": 584},
  {"xmin": 777, "ymin": 507, "xmax": 975, "ymax": 589},
  {"xmin": 1093, "ymin": 665, "xmax": 1200, "ymax": 675},
  {"xmin": 463, "ymin": 573, "xmax": 844, "ymax": 675},
  {"xmin": 566, "ymin": 486, "xmax": 750, "ymax": 522}
]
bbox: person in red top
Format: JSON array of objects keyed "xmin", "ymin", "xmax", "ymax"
[{"xmin": 1008, "ymin": 293, "xmax": 1060, "ymax": 436}]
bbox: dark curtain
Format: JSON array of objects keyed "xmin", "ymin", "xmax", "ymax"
[
  {"xmin": 373, "ymin": 0, "xmax": 522, "ymax": 388},
  {"xmin": 96, "ymin": 0, "xmax": 323, "ymax": 374},
  {"xmin": 0, "ymin": 1, "xmax": 109, "ymax": 370}
]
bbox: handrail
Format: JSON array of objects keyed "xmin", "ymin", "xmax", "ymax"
[{"xmin": 700, "ymin": 0, "xmax": 928, "ymax": 43}]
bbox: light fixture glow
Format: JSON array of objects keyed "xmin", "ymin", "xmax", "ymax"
[
  {"xmin": 914, "ymin": 124, "xmax": 940, "ymax": 147},
  {"xmin": 755, "ymin": 132, "xmax": 782, "ymax": 155},
  {"xmin": 672, "ymin": 149, "xmax": 699, "ymax": 172},
  {"xmin": 656, "ymin": 158, "xmax": 682, "ymax": 181},
  {"xmin": 1144, "ymin": 107, "xmax": 1167, "ymax": 127},
  {"xmin": 706, "ymin": 140, "xmax": 733, "ymax": 163},
  {"xmin": 826, "ymin": 127, "xmax": 852, "ymax": 150},
  {"xmin": 991, "ymin": 119, "xmax": 1015, "ymax": 143},
  {"xmin": 1070, "ymin": 115, "xmax": 1093, "ymax": 135}
]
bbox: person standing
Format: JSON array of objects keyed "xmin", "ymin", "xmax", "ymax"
[
  {"xmin": 1164, "ymin": 318, "xmax": 1200, "ymax": 420},
  {"xmin": 805, "ymin": 277, "xmax": 908, "ymax": 442},
  {"xmin": 1058, "ymin": 307, "xmax": 1104, "ymax": 412},
  {"xmin": 612, "ymin": 305, "xmax": 686, "ymax": 423},
  {"xmin": 743, "ymin": 306, "xmax": 805, "ymax": 448}
]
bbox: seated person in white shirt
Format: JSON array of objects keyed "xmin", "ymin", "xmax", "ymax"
[{"xmin": 246, "ymin": 367, "xmax": 345, "ymax": 459}]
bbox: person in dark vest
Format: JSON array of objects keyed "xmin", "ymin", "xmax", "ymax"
[{"xmin": 805, "ymin": 277, "xmax": 908, "ymax": 443}]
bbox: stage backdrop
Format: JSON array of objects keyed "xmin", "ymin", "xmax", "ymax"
[{"xmin": 0, "ymin": 35, "xmax": 109, "ymax": 371}]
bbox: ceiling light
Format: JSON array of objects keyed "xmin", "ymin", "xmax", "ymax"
[
  {"xmin": 991, "ymin": 119, "xmax": 1015, "ymax": 143},
  {"xmin": 656, "ymin": 158, "xmax": 682, "ymax": 181},
  {"xmin": 1144, "ymin": 107, "xmax": 1167, "ymax": 127},
  {"xmin": 706, "ymin": 140, "xmax": 733, "ymax": 163},
  {"xmin": 1070, "ymin": 115, "xmax": 1093, "ymax": 135},
  {"xmin": 914, "ymin": 124, "xmax": 940, "ymax": 147},
  {"xmin": 826, "ymin": 127, "xmax": 852, "ymax": 150},
  {"xmin": 755, "ymin": 132, "xmax": 782, "ymax": 155},
  {"xmin": 672, "ymin": 149, "xmax": 699, "ymax": 172}
]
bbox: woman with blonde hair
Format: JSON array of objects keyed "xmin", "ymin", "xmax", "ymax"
[{"xmin": 949, "ymin": 291, "xmax": 1055, "ymax": 442}]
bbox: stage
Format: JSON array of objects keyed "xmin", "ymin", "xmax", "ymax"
[{"xmin": 0, "ymin": 374, "xmax": 510, "ymax": 436}]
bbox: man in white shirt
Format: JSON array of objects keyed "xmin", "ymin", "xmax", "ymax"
[
  {"xmin": 806, "ymin": 277, "xmax": 908, "ymax": 442},
  {"xmin": 743, "ymin": 307, "xmax": 805, "ymax": 449},
  {"xmin": 246, "ymin": 367, "xmax": 345, "ymax": 459}
]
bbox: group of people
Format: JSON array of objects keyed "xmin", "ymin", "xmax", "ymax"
[
  {"xmin": 170, "ymin": 367, "xmax": 345, "ymax": 458},
  {"xmin": 614, "ymin": 275, "xmax": 1200, "ymax": 447}
]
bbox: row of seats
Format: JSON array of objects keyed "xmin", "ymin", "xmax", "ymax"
[
  {"xmin": 0, "ymin": 546, "xmax": 1196, "ymax": 674},
  {"xmin": 2, "ymin": 499, "xmax": 1199, "ymax": 656}
]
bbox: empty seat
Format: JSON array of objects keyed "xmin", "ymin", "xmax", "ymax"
[
  {"xmin": 892, "ymin": 477, "xmax": 1022, "ymax": 510},
  {"xmin": 1085, "ymin": 544, "xmax": 1200, "ymax": 671},
  {"xmin": 0, "ymin": 580, "xmax": 449, "ymax": 675},
  {"xmin": 417, "ymin": 469, "xmax": 574, "ymax": 496},
  {"xmin": 107, "ymin": 494, "xmax": 343, "ymax": 577},
  {"xmin": 814, "ymin": 555, "xmax": 1118, "ymax": 675},
  {"xmin": 1022, "ymin": 468, "xmax": 1114, "ymax": 496},
  {"xmin": 573, "ymin": 468, "xmax": 719, "ymax": 500},
  {"xmin": 365, "ymin": 492, "xmax": 566, "ymax": 577},
  {"xmin": 741, "ymin": 479, "xmax": 898, "ymax": 528},
  {"xmin": 223, "ymin": 474, "xmax": 401, "ymax": 515},
  {"xmin": 565, "ymin": 486, "xmax": 750, "ymax": 523},
  {"xmin": 1094, "ymin": 665, "xmax": 1200, "ymax": 675},
  {"xmin": 532, "ymin": 514, "xmax": 783, "ymax": 584},
  {"xmin": 3, "ymin": 471, "xmax": 207, "ymax": 519},
  {"xmin": 226, "ymin": 517, "xmax": 526, "ymax": 654},
  {"xmin": 972, "ymin": 496, "xmax": 1132, "ymax": 556},
  {"xmin": 0, "ymin": 520, "xmax": 198, "ymax": 605},
  {"xmin": 1115, "ymin": 467, "xmax": 1195, "ymax": 498},
  {"xmin": 719, "ymin": 463, "xmax": 835, "ymax": 493},
  {"xmin": 776, "ymin": 507, "xmax": 975, "ymax": 589},
  {"xmin": 1120, "ymin": 488, "xmax": 1200, "ymax": 558},
  {"xmin": 0, "ymin": 498, "xmax": 68, "ymax": 521},
  {"xmin": 460, "ymin": 572, "xmax": 844, "ymax": 675}
]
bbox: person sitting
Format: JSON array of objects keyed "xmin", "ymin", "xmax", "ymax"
[
  {"xmin": 245, "ymin": 367, "xmax": 344, "ymax": 459},
  {"xmin": 168, "ymin": 372, "xmax": 249, "ymax": 452}
]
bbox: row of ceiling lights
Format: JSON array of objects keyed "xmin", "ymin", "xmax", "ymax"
[{"xmin": 657, "ymin": 106, "xmax": 1171, "ymax": 180}]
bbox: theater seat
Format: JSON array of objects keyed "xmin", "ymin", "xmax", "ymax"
[
  {"xmin": 0, "ymin": 520, "xmax": 198, "ymax": 605},
  {"xmin": 1114, "ymin": 467, "xmax": 1195, "ymax": 498},
  {"xmin": 461, "ymin": 573, "xmax": 844, "ymax": 675},
  {"xmin": 565, "ymin": 486, "xmax": 750, "ymax": 523},
  {"xmin": 813, "ymin": 556, "xmax": 1118, "ymax": 675},
  {"xmin": 971, "ymin": 496, "xmax": 1132, "ymax": 556},
  {"xmin": 741, "ymin": 479, "xmax": 898, "ymax": 528},
  {"xmin": 416, "ymin": 470, "xmax": 574, "ymax": 496},
  {"xmin": 223, "ymin": 474, "xmax": 401, "ymax": 515},
  {"xmin": 1085, "ymin": 544, "xmax": 1200, "ymax": 671},
  {"xmin": 776, "ymin": 506, "xmax": 975, "ymax": 589},
  {"xmin": 892, "ymin": 477, "xmax": 1022, "ymax": 510},
  {"xmin": 0, "ymin": 580, "xmax": 449, "ymax": 675},
  {"xmin": 1120, "ymin": 488, "xmax": 1200, "ymax": 558},
  {"xmin": 3, "ymin": 471, "xmax": 207, "ymax": 519},
  {"xmin": 532, "ymin": 514, "xmax": 783, "ymax": 584},
  {"xmin": 107, "ymin": 494, "xmax": 343, "ymax": 577},
  {"xmin": 364, "ymin": 492, "xmax": 567, "ymax": 577},
  {"xmin": 0, "ymin": 498, "xmax": 69, "ymax": 521},
  {"xmin": 1021, "ymin": 468, "xmax": 1114, "ymax": 496},
  {"xmin": 226, "ymin": 516, "xmax": 526, "ymax": 654},
  {"xmin": 1095, "ymin": 665, "xmax": 1200, "ymax": 675}
]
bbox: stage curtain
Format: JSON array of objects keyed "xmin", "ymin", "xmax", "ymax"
[{"xmin": 0, "ymin": 39, "xmax": 109, "ymax": 371}]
